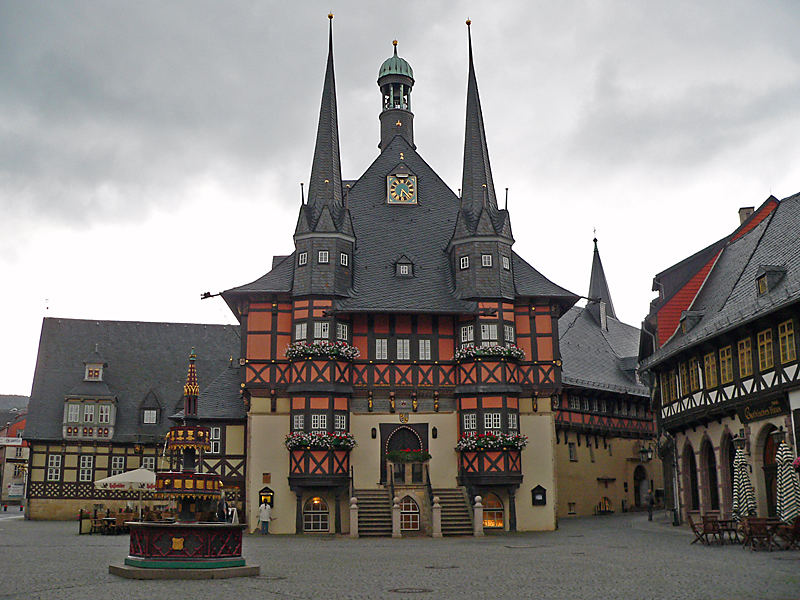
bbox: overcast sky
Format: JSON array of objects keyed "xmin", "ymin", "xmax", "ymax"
[{"xmin": 2, "ymin": 1, "xmax": 799, "ymax": 395}]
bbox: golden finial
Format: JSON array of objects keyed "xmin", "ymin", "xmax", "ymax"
[
  {"xmin": 466, "ymin": 18, "xmax": 471, "ymax": 26},
  {"xmin": 393, "ymin": 39, "xmax": 398, "ymax": 46},
  {"xmin": 328, "ymin": 12, "xmax": 333, "ymax": 20}
]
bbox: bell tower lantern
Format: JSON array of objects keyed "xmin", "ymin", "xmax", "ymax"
[{"xmin": 378, "ymin": 41, "xmax": 415, "ymax": 150}]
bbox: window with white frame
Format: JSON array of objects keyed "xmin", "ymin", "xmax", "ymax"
[
  {"xmin": 298, "ymin": 252, "xmax": 308, "ymax": 266},
  {"xmin": 311, "ymin": 414, "xmax": 327, "ymax": 431},
  {"xmin": 480, "ymin": 323, "xmax": 498, "ymax": 346},
  {"xmin": 508, "ymin": 412, "xmax": 518, "ymax": 431},
  {"xmin": 334, "ymin": 414, "xmax": 347, "ymax": 432},
  {"xmin": 318, "ymin": 250, "xmax": 329, "ymax": 264},
  {"xmin": 463, "ymin": 413, "xmax": 477, "ymax": 431},
  {"xmin": 314, "ymin": 321, "xmax": 329, "ymax": 340},
  {"xmin": 98, "ymin": 404, "xmax": 110, "ymax": 424},
  {"xmin": 47, "ymin": 455, "xmax": 61, "ymax": 481},
  {"xmin": 396, "ymin": 339, "xmax": 410, "ymax": 360},
  {"xmin": 295, "ymin": 322, "xmax": 307, "ymax": 341},
  {"xmin": 460, "ymin": 256, "xmax": 469, "ymax": 270},
  {"xmin": 142, "ymin": 456, "xmax": 156, "ymax": 471},
  {"xmin": 293, "ymin": 414, "xmax": 305, "ymax": 431},
  {"xmin": 568, "ymin": 395, "xmax": 580, "ymax": 410},
  {"xmin": 143, "ymin": 409, "xmax": 157, "ymax": 424},
  {"xmin": 504, "ymin": 324, "xmax": 515, "ymax": 344},
  {"xmin": 481, "ymin": 254, "xmax": 492, "ymax": 267},
  {"xmin": 79, "ymin": 455, "xmax": 94, "ymax": 482},
  {"xmin": 502, "ymin": 255, "xmax": 510, "ymax": 270},
  {"xmin": 591, "ymin": 398, "xmax": 598, "ymax": 412},
  {"xmin": 484, "ymin": 412, "xmax": 501, "ymax": 431},
  {"xmin": 111, "ymin": 456, "xmax": 125, "ymax": 476},
  {"xmin": 461, "ymin": 325, "xmax": 474, "ymax": 345},
  {"xmin": 398, "ymin": 263, "xmax": 411, "ymax": 276},
  {"xmin": 84, "ymin": 404, "xmax": 95, "ymax": 423},
  {"xmin": 582, "ymin": 398, "xmax": 590, "ymax": 412},
  {"xmin": 336, "ymin": 323, "xmax": 348, "ymax": 341},
  {"xmin": 418, "ymin": 339, "xmax": 431, "ymax": 360},
  {"xmin": 67, "ymin": 403, "xmax": 80, "ymax": 423},
  {"xmin": 210, "ymin": 427, "xmax": 221, "ymax": 454},
  {"xmin": 600, "ymin": 399, "xmax": 608, "ymax": 413},
  {"xmin": 340, "ymin": 252, "xmax": 349, "ymax": 267},
  {"xmin": 375, "ymin": 338, "xmax": 388, "ymax": 360}
]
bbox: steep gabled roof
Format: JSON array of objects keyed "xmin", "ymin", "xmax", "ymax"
[
  {"xmin": 25, "ymin": 318, "xmax": 240, "ymax": 442},
  {"xmin": 511, "ymin": 252, "xmax": 579, "ymax": 312},
  {"xmin": 559, "ymin": 306, "xmax": 647, "ymax": 396},
  {"xmin": 641, "ymin": 192, "xmax": 800, "ymax": 368},
  {"xmin": 588, "ymin": 238, "xmax": 616, "ymax": 319}
]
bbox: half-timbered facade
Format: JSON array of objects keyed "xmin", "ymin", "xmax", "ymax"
[
  {"xmin": 23, "ymin": 318, "xmax": 245, "ymax": 519},
  {"xmin": 221, "ymin": 20, "xmax": 579, "ymax": 534},
  {"xmin": 639, "ymin": 194, "xmax": 800, "ymax": 520},
  {"xmin": 555, "ymin": 240, "xmax": 660, "ymax": 518}
]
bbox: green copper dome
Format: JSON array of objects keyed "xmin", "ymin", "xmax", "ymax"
[{"xmin": 378, "ymin": 42, "xmax": 413, "ymax": 79}]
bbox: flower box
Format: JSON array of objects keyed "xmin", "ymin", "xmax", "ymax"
[
  {"xmin": 455, "ymin": 432, "xmax": 528, "ymax": 451},
  {"xmin": 284, "ymin": 431, "xmax": 357, "ymax": 451},
  {"xmin": 285, "ymin": 341, "xmax": 360, "ymax": 361},
  {"xmin": 386, "ymin": 449, "xmax": 431, "ymax": 463},
  {"xmin": 454, "ymin": 344, "xmax": 525, "ymax": 362}
]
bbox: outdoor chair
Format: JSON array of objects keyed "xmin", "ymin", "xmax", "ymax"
[
  {"xmin": 90, "ymin": 518, "xmax": 105, "ymax": 534},
  {"xmin": 687, "ymin": 515, "xmax": 709, "ymax": 545},
  {"xmin": 701, "ymin": 514, "xmax": 723, "ymax": 545},
  {"xmin": 746, "ymin": 518, "xmax": 776, "ymax": 551},
  {"xmin": 775, "ymin": 517, "xmax": 800, "ymax": 550}
]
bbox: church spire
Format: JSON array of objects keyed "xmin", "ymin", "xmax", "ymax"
[
  {"xmin": 588, "ymin": 236, "xmax": 617, "ymax": 320},
  {"xmin": 305, "ymin": 14, "xmax": 343, "ymax": 230},
  {"xmin": 460, "ymin": 20, "xmax": 497, "ymax": 218}
]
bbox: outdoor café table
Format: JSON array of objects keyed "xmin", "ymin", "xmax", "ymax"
[
  {"xmin": 101, "ymin": 517, "xmax": 117, "ymax": 534},
  {"xmin": 717, "ymin": 519, "xmax": 740, "ymax": 544}
]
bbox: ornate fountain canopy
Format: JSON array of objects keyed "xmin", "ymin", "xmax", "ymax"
[
  {"xmin": 165, "ymin": 425, "xmax": 212, "ymax": 451},
  {"xmin": 154, "ymin": 472, "xmax": 223, "ymax": 500}
]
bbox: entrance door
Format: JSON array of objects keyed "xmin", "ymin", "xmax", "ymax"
[
  {"xmin": 633, "ymin": 465, "xmax": 647, "ymax": 507},
  {"xmin": 381, "ymin": 426, "xmax": 423, "ymax": 484},
  {"xmin": 763, "ymin": 432, "xmax": 778, "ymax": 518}
]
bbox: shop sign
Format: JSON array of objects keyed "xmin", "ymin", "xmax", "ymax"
[
  {"xmin": 0, "ymin": 437, "xmax": 22, "ymax": 446},
  {"xmin": 737, "ymin": 395, "xmax": 789, "ymax": 424}
]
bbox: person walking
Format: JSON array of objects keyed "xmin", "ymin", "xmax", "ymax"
[
  {"xmin": 258, "ymin": 500, "xmax": 272, "ymax": 534},
  {"xmin": 647, "ymin": 489, "xmax": 654, "ymax": 521}
]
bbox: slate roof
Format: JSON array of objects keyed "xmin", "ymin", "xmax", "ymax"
[
  {"xmin": 25, "ymin": 318, "xmax": 241, "ymax": 442},
  {"xmin": 559, "ymin": 306, "xmax": 648, "ymax": 397},
  {"xmin": 641, "ymin": 191, "xmax": 800, "ymax": 368},
  {"xmin": 172, "ymin": 366, "xmax": 246, "ymax": 421}
]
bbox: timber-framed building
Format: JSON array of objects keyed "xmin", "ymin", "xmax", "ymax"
[
  {"xmin": 639, "ymin": 195, "xmax": 800, "ymax": 520},
  {"xmin": 221, "ymin": 19, "xmax": 579, "ymax": 534}
]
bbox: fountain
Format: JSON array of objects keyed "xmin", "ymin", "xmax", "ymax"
[{"xmin": 110, "ymin": 349, "xmax": 258, "ymax": 579}]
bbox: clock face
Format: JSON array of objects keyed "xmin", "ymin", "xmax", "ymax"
[{"xmin": 387, "ymin": 174, "xmax": 417, "ymax": 204}]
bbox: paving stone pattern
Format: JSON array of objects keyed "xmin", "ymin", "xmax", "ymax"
[{"xmin": 0, "ymin": 512, "xmax": 797, "ymax": 599}]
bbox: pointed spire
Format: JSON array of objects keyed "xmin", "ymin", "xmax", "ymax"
[
  {"xmin": 588, "ymin": 237, "xmax": 617, "ymax": 319},
  {"xmin": 306, "ymin": 13, "xmax": 343, "ymax": 229},
  {"xmin": 461, "ymin": 19, "xmax": 497, "ymax": 218},
  {"xmin": 183, "ymin": 347, "xmax": 199, "ymax": 419}
]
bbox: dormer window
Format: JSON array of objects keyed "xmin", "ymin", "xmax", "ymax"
[
  {"xmin": 85, "ymin": 365, "xmax": 103, "ymax": 381},
  {"xmin": 318, "ymin": 250, "xmax": 329, "ymax": 264},
  {"xmin": 502, "ymin": 256, "xmax": 511, "ymax": 271},
  {"xmin": 756, "ymin": 264, "xmax": 787, "ymax": 295},
  {"xmin": 460, "ymin": 256, "xmax": 469, "ymax": 270},
  {"xmin": 143, "ymin": 409, "xmax": 158, "ymax": 424},
  {"xmin": 298, "ymin": 252, "xmax": 308, "ymax": 266},
  {"xmin": 340, "ymin": 252, "xmax": 349, "ymax": 267},
  {"xmin": 481, "ymin": 254, "xmax": 493, "ymax": 267},
  {"xmin": 67, "ymin": 403, "xmax": 80, "ymax": 423},
  {"xmin": 396, "ymin": 262, "xmax": 413, "ymax": 277}
]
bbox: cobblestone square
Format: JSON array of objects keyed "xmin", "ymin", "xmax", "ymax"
[{"xmin": 0, "ymin": 512, "xmax": 797, "ymax": 599}]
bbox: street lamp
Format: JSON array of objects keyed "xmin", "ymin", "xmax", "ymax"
[{"xmin": 639, "ymin": 444, "xmax": 655, "ymax": 463}]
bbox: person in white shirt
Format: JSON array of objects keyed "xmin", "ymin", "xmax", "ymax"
[{"xmin": 258, "ymin": 501, "xmax": 272, "ymax": 534}]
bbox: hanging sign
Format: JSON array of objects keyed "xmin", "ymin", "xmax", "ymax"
[
  {"xmin": 0, "ymin": 437, "xmax": 22, "ymax": 446},
  {"xmin": 736, "ymin": 394, "xmax": 789, "ymax": 424}
]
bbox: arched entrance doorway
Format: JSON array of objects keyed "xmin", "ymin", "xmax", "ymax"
[
  {"xmin": 763, "ymin": 427, "xmax": 778, "ymax": 518},
  {"xmin": 701, "ymin": 439, "xmax": 719, "ymax": 511},
  {"xmin": 303, "ymin": 497, "xmax": 329, "ymax": 532},
  {"xmin": 382, "ymin": 425, "xmax": 424, "ymax": 484},
  {"xmin": 633, "ymin": 465, "xmax": 648, "ymax": 508},
  {"xmin": 683, "ymin": 443, "xmax": 700, "ymax": 512}
]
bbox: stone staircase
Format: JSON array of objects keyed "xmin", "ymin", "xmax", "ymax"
[
  {"xmin": 353, "ymin": 489, "xmax": 392, "ymax": 537},
  {"xmin": 433, "ymin": 487, "xmax": 473, "ymax": 536}
]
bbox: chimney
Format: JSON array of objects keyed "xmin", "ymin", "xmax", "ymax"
[{"xmin": 738, "ymin": 206, "xmax": 754, "ymax": 225}]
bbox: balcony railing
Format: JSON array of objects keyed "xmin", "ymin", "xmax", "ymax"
[
  {"xmin": 288, "ymin": 449, "xmax": 350, "ymax": 488},
  {"xmin": 458, "ymin": 449, "xmax": 523, "ymax": 486}
]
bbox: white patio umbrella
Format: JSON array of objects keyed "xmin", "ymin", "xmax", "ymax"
[
  {"xmin": 94, "ymin": 468, "xmax": 156, "ymax": 520},
  {"xmin": 731, "ymin": 448, "xmax": 756, "ymax": 522},
  {"xmin": 775, "ymin": 442, "xmax": 800, "ymax": 523}
]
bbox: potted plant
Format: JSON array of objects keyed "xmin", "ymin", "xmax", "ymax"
[
  {"xmin": 455, "ymin": 432, "xmax": 528, "ymax": 451},
  {"xmin": 285, "ymin": 341, "xmax": 361, "ymax": 361},
  {"xmin": 284, "ymin": 431, "xmax": 357, "ymax": 451},
  {"xmin": 386, "ymin": 448, "xmax": 432, "ymax": 463},
  {"xmin": 454, "ymin": 344, "xmax": 525, "ymax": 362}
]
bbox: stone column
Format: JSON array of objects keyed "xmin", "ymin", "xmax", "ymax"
[
  {"xmin": 508, "ymin": 487, "xmax": 517, "ymax": 532},
  {"xmin": 392, "ymin": 496, "xmax": 401, "ymax": 538},
  {"xmin": 349, "ymin": 497, "xmax": 359, "ymax": 538},
  {"xmin": 334, "ymin": 492, "xmax": 342, "ymax": 534},
  {"xmin": 295, "ymin": 491, "xmax": 303, "ymax": 535},
  {"xmin": 473, "ymin": 496, "xmax": 484, "ymax": 537},
  {"xmin": 432, "ymin": 496, "xmax": 442, "ymax": 538}
]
